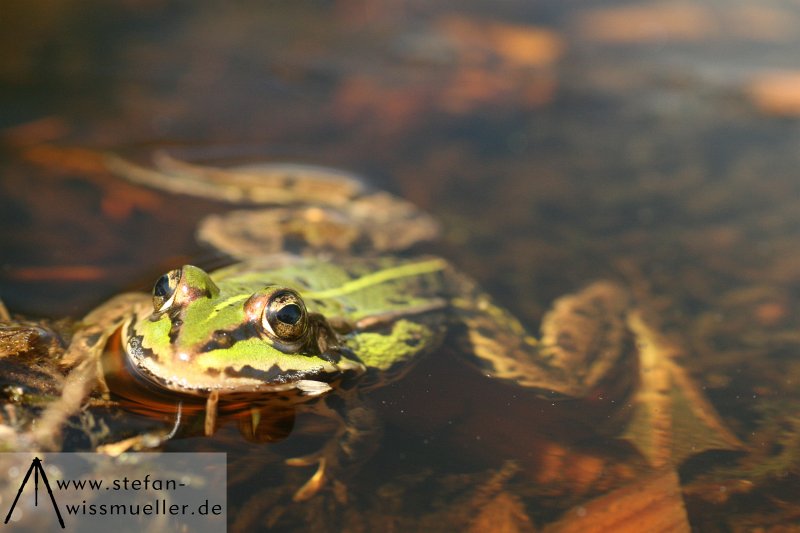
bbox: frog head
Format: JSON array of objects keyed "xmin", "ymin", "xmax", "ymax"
[{"xmin": 125, "ymin": 265, "xmax": 364, "ymax": 397}]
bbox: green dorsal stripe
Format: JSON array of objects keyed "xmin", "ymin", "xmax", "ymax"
[
  {"xmin": 202, "ymin": 293, "xmax": 250, "ymax": 321},
  {"xmin": 305, "ymin": 258, "xmax": 448, "ymax": 300}
]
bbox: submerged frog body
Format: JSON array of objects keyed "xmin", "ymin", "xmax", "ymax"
[
  {"xmin": 66, "ymin": 262, "xmax": 630, "ymax": 498},
  {"xmin": 50, "ymin": 152, "xmax": 735, "ymax": 501}
]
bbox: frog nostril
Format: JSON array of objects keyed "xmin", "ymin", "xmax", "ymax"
[
  {"xmin": 198, "ymin": 330, "xmax": 236, "ymax": 353},
  {"xmin": 212, "ymin": 330, "xmax": 234, "ymax": 349}
]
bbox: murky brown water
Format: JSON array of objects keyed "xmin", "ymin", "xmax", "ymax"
[{"xmin": 3, "ymin": 1, "xmax": 800, "ymax": 530}]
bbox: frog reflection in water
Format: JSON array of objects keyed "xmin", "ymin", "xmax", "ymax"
[{"xmin": 60, "ymin": 153, "xmax": 684, "ymax": 500}]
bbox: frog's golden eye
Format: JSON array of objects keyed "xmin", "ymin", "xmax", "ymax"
[
  {"xmin": 262, "ymin": 289, "xmax": 308, "ymax": 342},
  {"xmin": 152, "ymin": 268, "xmax": 182, "ymax": 313}
]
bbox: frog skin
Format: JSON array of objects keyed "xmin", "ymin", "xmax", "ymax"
[{"xmin": 57, "ymin": 153, "xmax": 637, "ymax": 500}]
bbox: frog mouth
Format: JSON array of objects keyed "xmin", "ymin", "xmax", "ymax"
[
  {"xmin": 122, "ymin": 332, "xmax": 363, "ymax": 397},
  {"xmin": 124, "ymin": 355, "xmax": 340, "ymax": 398},
  {"xmin": 217, "ymin": 363, "xmax": 340, "ymax": 386}
]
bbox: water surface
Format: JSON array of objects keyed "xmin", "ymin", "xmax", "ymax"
[{"xmin": 3, "ymin": 1, "xmax": 800, "ymax": 530}]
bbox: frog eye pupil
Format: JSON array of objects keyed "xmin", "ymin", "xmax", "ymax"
[
  {"xmin": 276, "ymin": 304, "xmax": 302, "ymax": 325},
  {"xmin": 152, "ymin": 268, "xmax": 182, "ymax": 313},
  {"xmin": 154, "ymin": 274, "xmax": 172, "ymax": 299}
]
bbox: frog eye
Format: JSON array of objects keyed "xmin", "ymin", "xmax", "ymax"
[
  {"xmin": 262, "ymin": 290, "xmax": 308, "ymax": 342},
  {"xmin": 152, "ymin": 268, "xmax": 182, "ymax": 313}
]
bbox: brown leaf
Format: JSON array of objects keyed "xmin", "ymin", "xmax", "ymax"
[
  {"xmin": 2, "ymin": 117, "xmax": 70, "ymax": 146},
  {"xmin": 623, "ymin": 312, "xmax": 742, "ymax": 468},
  {"xmin": 575, "ymin": 3, "xmax": 715, "ymax": 44},
  {"xmin": 6, "ymin": 265, "xmax": 107, "ymax": 282},
  {"xmin": 747, "ymin": 71, "xmax": 800, "ymax": 117},
  {"xmin": 436, "ymin": 15, "xmax": 565, "ymax": 69},
  {"xmin": 575, "ymin": 3, "xmax": 795, "ymax": 45},
  {"xmin": 543, "ymin": 469, "xmax": 689, "ymax": 533},
  {"xmin": 21, "ymin": 144, "xmax": 108, "ymax": 175},
  {"xmin": 470, "ymin": 492, "xmax": 536, "ymax": 533}
]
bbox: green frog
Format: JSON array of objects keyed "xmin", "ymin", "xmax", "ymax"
[{"xmin": 50, "ymin": 152, "xmax": 723, "ymax": 501}]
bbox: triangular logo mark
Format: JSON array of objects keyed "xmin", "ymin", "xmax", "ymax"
[{"xmin": 4, "ymin": 457, "xmax": 65, "ymax": 528}]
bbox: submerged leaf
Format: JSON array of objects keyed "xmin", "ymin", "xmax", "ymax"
[
  {"xmin": 623, "ymin": 312, "xmax": 742, "ymax": 467},
  {"xmin": 469, "ymin": 491, "xmax": 536, "ymax": 533},
  {"xmin": 543, "ymin": 469, "xmax": 690, "ymax": 533}
]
